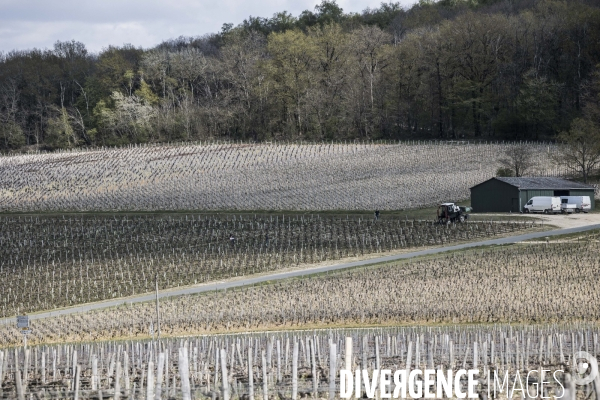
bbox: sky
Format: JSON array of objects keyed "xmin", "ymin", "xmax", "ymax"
[{"xmin": 0, "ymin": 0, "xmax": 416, "ymax": 54}]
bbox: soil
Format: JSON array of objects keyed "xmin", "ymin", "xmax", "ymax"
[{"xmin": 483, "ymin": 212, "xmax": 600, "ymax": 229}]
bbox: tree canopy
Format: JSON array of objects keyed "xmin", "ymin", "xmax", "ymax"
[{"xmin": 1, "ymin": 0, "xmax": 600, "ymax": 150}]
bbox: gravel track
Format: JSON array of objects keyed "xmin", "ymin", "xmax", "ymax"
[{"xmin": 3, "ymin": 223, "xmax": 598, "ymax": 326}]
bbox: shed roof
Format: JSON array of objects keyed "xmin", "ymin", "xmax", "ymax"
[{"xmin": 471, "ymin": 177, "xmax": 594, "ymax": 190}]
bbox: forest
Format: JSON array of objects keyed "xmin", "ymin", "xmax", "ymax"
[{"xmin": 0, "ymin": 0, "xmax": 599, "ymax": 150}]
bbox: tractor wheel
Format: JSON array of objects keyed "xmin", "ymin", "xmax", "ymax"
[
  {"xmin": 544, "ymin": 209, "xmax": 549, "ymax": 214},
  {"xmin": 576, "ymin": 208, "xmax": 581, "ymax": 213},
  {"xmin": 524, "ymin": 208, "xmax": 529, "ymax": 213},
  {"xmin": 459, "ymin": 215, "xmax": 465, "ymax": 223}
]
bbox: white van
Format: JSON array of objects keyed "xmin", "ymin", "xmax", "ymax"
[
  {"xmin": 560, "ymin": 196, "xmax": 592, "ymax": 213},
  {"xmin": 524, "ymin": 196, "xmax": 561, "ymax": 214}
]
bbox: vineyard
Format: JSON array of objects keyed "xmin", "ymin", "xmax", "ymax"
[
  {"xmin": 0, "ymin": 141, "xmax": 567, "ymax": 212},
  {"xmin": 1, "ymin": 237, "xmax": 597, "ymax": 347},
  {"xmin": 0, "ymin": 324, "xmax": 595, "ymax": 399},
  {"xmin": 0, "ymin": 140, "xmax": 595, "ymax": 400},
  {"xmin": 0, "ymin": 214, "xmax": 535, "ymax": 318}
]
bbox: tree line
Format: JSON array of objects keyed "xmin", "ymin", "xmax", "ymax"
[{"xmin": 0, "ymin": 0, "xmax": 599, "ymax": 151}]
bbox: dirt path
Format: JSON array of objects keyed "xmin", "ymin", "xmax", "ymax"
[
  {"xmin": 482, "ymin": 212, "xmax": 600, "ymax": 229},
  {"xmin": 4, "ymin": 223, "xmax": 600, "ymax": 326}
]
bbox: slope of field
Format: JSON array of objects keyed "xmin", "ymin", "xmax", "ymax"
[
  {"xmin": 0, "ymin": 214, "xmax": 534, "ymax": 318},
  {"xmin": 0, "ymin": 324, "xmax": 591, "ymax": 399},
  {"xmin": 0, "ymin": 142, "xmax": 565, "ymax": 212},
  {"xmin": 3, "ymin": 236, "xmax": 598, "ymax": 346}
]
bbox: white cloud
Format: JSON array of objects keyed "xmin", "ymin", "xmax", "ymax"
[{"xmin": 0, "ymin": 0, "xmax": 416, "ymax": 54}]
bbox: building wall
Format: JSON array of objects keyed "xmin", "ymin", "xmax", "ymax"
[
  {"xmin": 471, "ymin": 179, "xmax": 596, "ymax": 212},
  {"xmin": 471, "ymin": 179, "xmax": 518, "ymax": 212}
]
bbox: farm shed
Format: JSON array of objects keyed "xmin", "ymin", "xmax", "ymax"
[{"xmin": 470, "ymin": 177, "xmax": 595, "ymax": 212}]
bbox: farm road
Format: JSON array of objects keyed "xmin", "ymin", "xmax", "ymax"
[
  {"xmin": 484, "ymin": 212, "xmax": 600, "ymax": 229},
  {"xmin": 5, "ymin": 223, "xmax": 600, "ymax": 325}
]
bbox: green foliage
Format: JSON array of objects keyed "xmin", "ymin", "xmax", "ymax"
[
  {"xmin": 314, "ymin": 0, "xmax": 345, "ymax": 25},
  {"xmin": 267, "ymin": 29, "xmax": 318, "ymax": 135},
  {"xmin": 0, "ymin": 0, "xmax": 600, "ymax": 150},
  {"xmin": 517, "ymin": 70, "xmax": 561, "ymax": 139},
  {"xmin": 93, "ymin": 45, "xmax": 143, "ymax": 98},
  {"xmin": 95, "ymin": 91, "xmax": 155, "ymax": 144},
  {"xmin": 496, "ymin": 167, "xmax": 514, "ymax": 177},
  {"xmin": 360, "ymin": 3, "xmax": 404, "ymax": 29},
  {"xmin": 437, "ymin": 0, "xmax": 504, "ymax": 7},
  {"xmin": 269, "ymin": 11, "xmax": 298, "ymax": 32},
  {"xmin": 135, "ymin": 80, "xmax": 159, "ymax": 106},
  {"xmin": 44, "ymin": 108, "xmax": 76, "ymax": 150},
  {"xmin": 0, "ymin": 121, "xmax": 25, "ymax": 149}
]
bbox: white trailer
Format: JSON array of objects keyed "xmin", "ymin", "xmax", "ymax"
[{"xmin": 560, "ymin": 198, "xmax": 577, "ymax": 213}]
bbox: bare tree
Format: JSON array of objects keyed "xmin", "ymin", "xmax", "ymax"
[
  {"xmin": 349, "ymin": 25, "xmax": 392, "ymax": 136},
  {"xmin": 499, "ymin": 145, "xmax": 534, "ymax": 177},
  {"xmin": 552, "ymin": 118, "xmax": 600, "ymax": 183}
]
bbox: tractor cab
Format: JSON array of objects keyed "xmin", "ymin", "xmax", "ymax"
[
  {"xmin": 437, "ymin": 203, "xmax": 471, "ymax": 224},
  {"xmin": 440, "ymin": 203, "xmax": 460, "ymax": 214}
]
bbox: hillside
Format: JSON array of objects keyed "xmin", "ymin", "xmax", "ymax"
[{"xmin": 0, "ymin": 141, "xmax": 564, "ymax": 212}]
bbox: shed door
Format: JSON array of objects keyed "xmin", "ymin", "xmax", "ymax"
[{"xmin": 511, "ymin": 198, "xmax": 520, "ymax": 212}]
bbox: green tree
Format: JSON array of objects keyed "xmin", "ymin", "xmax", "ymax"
[
  {"xmin": 267, "ymin": 29, "xmax": 317, "ymax": 135},
  {"xmin": 135, "ymin": 80, "xmax": 160, "ymax": 106},
  {"xmin": 90, "ymin": 45, "xmax": 144, "ymax": 100},
  {"xmin": 496, "ymin": 167, "xmax": 514, "ymax": 177},
  {"xmin": 517, "ymin": 70, "xmax": 560, "ymax": 139},
  {"xmin": 314, "ymin": 0, "xmax": 344, "ymax": 25},
  {"xmin": 349, "ymin": 25, "xmax": 392, "ymax": 136},
  {"xmin": 307, "ymin": 23, "xmax": 350, "ymax": 138},
  {"xmin": 95, "ymin": 92, "xmax": 155, "ymax": 144},
  {"xmin": 45, "ymin": 107, "xmax": 76, "ymax": 149},
  {"xmin": 446, "ymin": 12, "xmax": 508, "ymax": 136},
  {"xmin": 298, "ymin": 0, "xmax": 345, "ymax": 29},
  {"xmin": 0, "ymin": 78, "xmax": 25, "ymax": 149},
  {"xmin": 269, "ymin": 11, "xmax": 298, "ymax": 32},
  {"xmin": 0, "ymin": 122, "xmax": 25, "ymax": 149}
]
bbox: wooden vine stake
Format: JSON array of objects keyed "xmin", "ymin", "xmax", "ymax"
[
  {"xmin": 156, "ymin": 352, "xmax": 165, "ymax": 400},
  {"xmin": 329, "ymin": 343, "xmax": 337, "ymax": 400},
  {"xmin": 310, "ymin": 339, "xmax": 318, "ymax": 397},
  {"xmin": 74, "ymin": 365, "xmax": 81, "ymax": 400},
  {"xmin": 261, "ymin": 350, "xmax": 268, "ymax": 400},
  {"xmin": 113, "ymin": 361, "xmax": 121, "ymax": 400},
  {"xmin": 345, "ymin": 337, "xmax": 353, "ymax": 398},
  {"xmin": 292, "ymin": 340, "xmax": 298, "ymax": 400},
  {"xmin": 179, "ymin": 347, "xmax": 191, "ymax": 400},
  {"xmin": 15, "ymin": 369, "xmax": 24, "ymax": 400},
  {"xmin": 146, "ymin": 361, "xmax": 155, "ymax": 400},
  {"xmin": 248, "ymin": 346, "xmax": 254, "ymax": 400},
  {"xmin": 221, "ymin": 349, "xmax": 230, "ymax": 400},
  {"xmin": 92, "ymin": 355, "xmax": 98, "ymax": 391}
]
